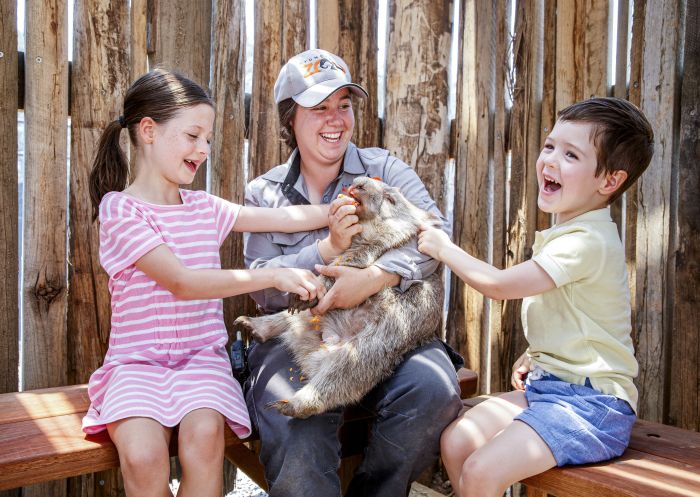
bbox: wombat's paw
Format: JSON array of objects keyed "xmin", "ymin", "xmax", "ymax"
[
  {"xmin": 268, "ymin": 388, "xmax": 325, "ymax": 418},
  {"xmin": 233, "ymin": 316, "xmax": 267, "ymax": 343},
  {"xmin": 288, "ymin": 295, "xmax": 319, "ymax": 314},
  {"xmin": 265, "ymin": 399, "xmax": 301, "ymax": 417}
]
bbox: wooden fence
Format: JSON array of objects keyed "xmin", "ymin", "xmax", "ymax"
[{"xmin": 0, "ymin": 0, "xmax": 698, "ymax": 496}]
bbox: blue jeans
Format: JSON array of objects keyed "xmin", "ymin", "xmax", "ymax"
[{"xmin": 244, "ymin": 338, "xmax": 462, "ymax": 497}]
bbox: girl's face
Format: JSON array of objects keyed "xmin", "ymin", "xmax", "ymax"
[
  {"xmin": 536, "ymin": 120, "xmax": 609, "ymax": 224},
  {"xmin": 151, "ymin": 103, "xmax": 215, "ymax": 186},
  {"xmin": 292, "ymin": 88, "xmax": 355, "ymax": 171}
]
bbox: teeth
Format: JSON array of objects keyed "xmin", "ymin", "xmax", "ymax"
[{"xmin": 321, "ymin": 132, "xmax": 341, "ymax": 141}]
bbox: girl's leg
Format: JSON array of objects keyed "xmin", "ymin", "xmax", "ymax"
[
  {"xmin": 176, "ymin": 408, "xmax": 225, "ymax": 497},
  {"xmin": 460, "ymin": 415, "xmax": 556, "ymax": 497},
  {"xmin": 440, "ymin": 390, "xmax": 529, "ymax": 497},
  {"xmin": 107, "ymin": 417, "xmax": 173, "ymax": 497}
]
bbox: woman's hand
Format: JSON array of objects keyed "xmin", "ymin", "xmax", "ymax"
[
  {"xmin": 310, "ymin": 264, "xmax": 400, "ymax": 315},
  {"xmin": 318, "ymin": 196, "xmax": 362, "ymax": 262},
  {"xmin": 417, "ymin": 225, "xmax": 453, "ymax": 262},
  {"xmin": 273, "ymin": 268, "xmax": 326, "ymax": 301},
  {"xmin": 511, "ymin": 351, "xmax": 531, "ymax": 391}
]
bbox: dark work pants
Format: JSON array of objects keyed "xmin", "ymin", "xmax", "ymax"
[{"xmin": 244, "ymin": 338, "xmax": 462, "ymax": 497}]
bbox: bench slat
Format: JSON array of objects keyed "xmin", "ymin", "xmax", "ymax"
[{"xmin": 0, "ymin": 385, "xmax": 90, "ymax": 425}]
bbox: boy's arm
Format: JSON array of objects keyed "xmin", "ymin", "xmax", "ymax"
[
  {"xmin": 419, "ymin": 227, "xmax": 555, "ymax": 300},
  {"xmin": 235, "ymin": 204, "xmax": 330, "ymax": 233}
]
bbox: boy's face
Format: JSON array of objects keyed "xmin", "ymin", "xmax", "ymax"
[{"xmin": 536, "ymin": 120, "xmax": 612, "ymax": 224}]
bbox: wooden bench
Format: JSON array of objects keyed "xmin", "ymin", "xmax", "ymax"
[
  {"xmin": 462, "ymin": 396, "xmax": 700, "ymax": 497},
  {"xmin": 0, "ymin": 368, "xmax": 479, "ymax": 491}
]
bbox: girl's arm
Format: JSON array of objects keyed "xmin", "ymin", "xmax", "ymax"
[
  {"xmin": 234, "ymin": 204, "xmax": 330, "ymax": 233},
  {"xmin": 135, "ymin": 244, "xmax": 325, "ymax": 301},
  {"xmin": 418, "ymin": 227, "xmax": 555, "ymax": 300}
]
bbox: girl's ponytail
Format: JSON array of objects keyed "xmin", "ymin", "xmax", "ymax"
[{"xmin": 89, "ymin": 119, "xmax": 129, "ymax": 220}]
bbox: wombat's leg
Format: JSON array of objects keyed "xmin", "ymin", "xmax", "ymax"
[{"xmin": 233, "ymin": 313, "xmax": 291, "ymax": 343}]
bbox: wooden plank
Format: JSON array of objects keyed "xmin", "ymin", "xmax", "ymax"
[
  {"xmin": 634, "ymin": 0, "xmax": 682, "ymax": 423},
  {"xmin": 383, "ymin": 0, "xmax": 451, "ymax": 209},
  {"xmin": 487, "ymin": 0, "xmax": 509, "ymax": 394},
  {"xmin": 149, "ymin": 0, "xmax": 212, "ymax": 191},
  {"xmin": 629, "ymin": 419, "xmax": 700, "ymax": 466},
  {"xmin": 0, "ymin": 385, "xmax": 89, "ymax": 424},
  {"xmin": 249, "ymin": 0, "xmax": 308, "ymax": 181},
  {"xmin": 68, "ymin": 2, "xmax": 131, "ymax": 495},
  {"xmin": 23, "ymin": 1, "xmax": 70, "ymax": 494},
  {"xmin": 209, "ymin": 2, "xmax": 249, "ymax": 491},
  {"xmin": 625, "ymin": 0, "xmax": 646, "ymax": 361},
  {"xmin": 609, "ymin": 0, "xmax": 630, "ymax": 231},
  {"xmin": 317, "ymin": 0, "xmax": 380, "ymax": 149},
  {"xmin": 447, "ymin": 0, "xmax": 497, "ymax": 388},
  {"xmin": 555, "ymin": 0, "xmax": 609, "ymax": 109},
  {"xmin": 499, "ymin": 0, "xmax": 542, "ymax": 390},
  {"xmin": 0, "ymin": 0, "xmax": 19, "ymax": 398},
  {"xmin": 669, "ymin": 0, "xmax": 700, "ymax": 433},
  {"xmin": 522, "ymin": 447, "xmax": 700, "ymax": 497},
  {"xmin": 537, "ymin": 0, "xmax": 556, "ymax": 233},
  {"xmin": 130, "ymin": 0, "xmax": 148, "ymax": 78}
]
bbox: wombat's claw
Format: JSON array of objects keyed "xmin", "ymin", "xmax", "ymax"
[
  {"xmin": 288, "ymin": 296, "xmax": 319, "ymax": 314},
  {"xmin": 266, "ymin": 399, "xmax": 293, "ymax": 415}
]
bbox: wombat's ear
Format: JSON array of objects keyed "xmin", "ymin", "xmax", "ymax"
[{"xmin": 382, "ymin": 186, "xmax": 401, "ymax": 205}]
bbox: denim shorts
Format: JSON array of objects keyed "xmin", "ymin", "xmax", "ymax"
[{"xmin": 514, "ymin": 367, "xmax": 636, "ymax": 466}]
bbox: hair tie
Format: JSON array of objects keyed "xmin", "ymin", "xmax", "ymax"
[{"xmin": 118, "ymin": 115, "xmax": 127, "ymax": 128}]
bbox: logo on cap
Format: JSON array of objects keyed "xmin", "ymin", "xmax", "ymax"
[{"xmin": 302, "ymin": 57, "xmax": 347, "ymax": 79}]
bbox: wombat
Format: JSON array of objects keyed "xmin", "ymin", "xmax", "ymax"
[{"xmin": 234, "ymin": 176, "xmax": 444, "ymax": 418}]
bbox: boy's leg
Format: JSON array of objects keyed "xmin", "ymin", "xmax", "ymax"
[
  {"xmin": 441, "ymin": 390, "xmax": 529, "ymax": 495},
  {"xmin": 177, "ymin": 408, "xmax": 226, "ymax": 497},
  {"xmin": 107, "ymin": 417, "xmax": 173, "ymax": 497},
  {"xmin": 345, "ymin": 340, "xmax": 462, "ymax": 497},
  {"xmin": 245, "ymin": 339, "xmax": 344, "ymax": 497},
  {"xmin": 459, "ymin": 414, "xmax": 556, "ymax": 497}
]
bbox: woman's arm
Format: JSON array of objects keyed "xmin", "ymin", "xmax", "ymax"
[
  {"xmin": 135, "ymin": 244, "xmax": 325, "ymax": 301},
  {"xmin": 234, "ymin": 204, "xmax": 330, "ymax": 233}
]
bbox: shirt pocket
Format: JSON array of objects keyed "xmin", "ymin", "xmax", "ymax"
[{"xmin": 269, "ymin": 231, "xmax": 313, "ymax": 255}]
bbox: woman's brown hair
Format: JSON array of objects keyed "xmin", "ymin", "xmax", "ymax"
[{"xmin": 89, "ymin": 68, "xmax": 213, "ymax": 220}]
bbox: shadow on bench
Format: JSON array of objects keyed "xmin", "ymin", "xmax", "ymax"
[{"xmin": 0, "ymin": 368, "xmax": 479, "ymax": 492}]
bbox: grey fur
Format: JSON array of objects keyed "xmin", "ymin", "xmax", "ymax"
[{"xmin": 234, "ymin": 177, "xmax": 444, "ymax": 418}]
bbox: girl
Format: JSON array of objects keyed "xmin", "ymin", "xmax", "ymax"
[{"xmin": 82, "ymin": 68, "xmax": 339, "ymax": 497}]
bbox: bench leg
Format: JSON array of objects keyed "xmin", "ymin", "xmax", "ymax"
[{"xmin": 224, "ymin": 443, "xmax": 268, "ymax": 492}]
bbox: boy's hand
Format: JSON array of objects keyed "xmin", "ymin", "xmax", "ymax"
[
  {"xmin": 511, "ymin": 351, "xmax": 531, "ymax": 391},
  {"xmin": 274, "ymin": 268, "xmax": 326, "ymax": 301},
  {"xmin": 319, "ymin": 197, "xmax": 362, "ymax": 261},
  {"xmin": 417, "ymin": 225, "xmax": 452, "ymax": 261}
]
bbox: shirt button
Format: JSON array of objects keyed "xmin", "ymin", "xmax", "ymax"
[{"xmin": 323, "ymin": 196, "xmax": 329, "ymax": 202}]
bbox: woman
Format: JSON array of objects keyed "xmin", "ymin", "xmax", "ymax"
[{"xmin": 243, "ymin": 48, "xmax": 463, "ymax": 497}]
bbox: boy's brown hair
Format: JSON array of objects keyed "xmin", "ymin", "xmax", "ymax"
[{"xmin": 557, "ymin": 97, "xmax": 654, "ymax": 204}]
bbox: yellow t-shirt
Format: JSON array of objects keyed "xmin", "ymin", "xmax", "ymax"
[{"xmin": 522, "ymin": 208, "xmax": 638, "ymax": 412}]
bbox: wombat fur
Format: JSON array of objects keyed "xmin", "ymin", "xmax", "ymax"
[{"xmin": 234, "ymin": 176, "xmax": 444, "ymax": 418}]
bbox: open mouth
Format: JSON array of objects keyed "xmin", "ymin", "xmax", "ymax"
[
  {"xmin": 320, "ymin": 131, "xmax": 342, "ymax": 143},
  {"xmin": 184, "ymin": 159, "xmax": 198, "ymax": 173},
  {"xmin": 341, "ymin": 186, "xmax": 361, "ymax": 207},
  {"xmin": 543, "ymin": 175, "xmax": 561, "ymax": 193}
]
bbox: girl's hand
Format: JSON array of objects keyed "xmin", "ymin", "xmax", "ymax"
[
  {"xmin": 417, "ymin": 225, "xmax": 452, "ymax": 261},
  {"xmin": 273, "ymin": 268, "xmax": 326, "ymax": 301},
  {"xmin": 319, "ymin": 197, "xmax": 362, "ymax": 261},
  {"xmin": 511, "ymin": 351, "xmax": 531, "ymax": 391}
]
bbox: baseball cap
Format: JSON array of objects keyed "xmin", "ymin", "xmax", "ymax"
[{"xmin": 274, "ymin": 49, "xmax": 369, "ymax": 107}]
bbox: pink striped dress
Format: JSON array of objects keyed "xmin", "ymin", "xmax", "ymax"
[{"xmin": 82, "ymin": 189, "xmax": 252, "ymax": 438}]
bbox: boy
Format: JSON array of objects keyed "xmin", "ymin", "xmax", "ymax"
[{"xmin": 417, "ymin": 97, "xmax": 655, "ymax": 497}]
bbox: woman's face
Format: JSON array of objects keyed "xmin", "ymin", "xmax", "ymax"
[{"xmin": 292, "ymin": 88, "xmax": 355, "ymax": 171}]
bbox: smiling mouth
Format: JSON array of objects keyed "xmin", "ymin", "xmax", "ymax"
[
  {"xmin": 184, "ymin": 159, "xmax": 198, "ymax": 173},
  {"xmin": 543, "ymin": 175, "xmax": 561, "ymax": 193},
  {"xmin": 320, "ymin": 132, "xmax": 342, "ymax": 143}
]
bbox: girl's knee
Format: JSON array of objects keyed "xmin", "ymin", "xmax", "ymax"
[
  {"xmin": 179, "ymin": 412, "xmax": 225, "ymax": 463},
  {"xmin": 120, "ymin": 444, "xmax": 170, "ymax": 479}
]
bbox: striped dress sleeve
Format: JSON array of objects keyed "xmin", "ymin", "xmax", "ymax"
[
  {"xmin": 98, "ymin": 193, "xmax": 164, "ymax": 279},
  {"xmin": 205, "ymin": 193, "xmax": 242, "ymax": 246}
]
